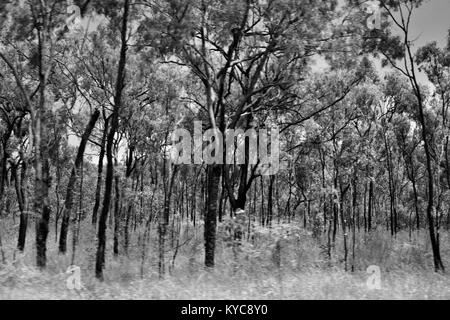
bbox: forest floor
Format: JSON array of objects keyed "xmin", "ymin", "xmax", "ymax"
[{"xmin": 1, "ymin": 223, "xmax": 450, "ymax": 299}]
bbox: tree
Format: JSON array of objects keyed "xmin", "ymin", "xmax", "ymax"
[
  {"xmin": 374, "ymin": 0, "xmax": 445, "ymax": 272},
  {"xmin": 95, "ymin": 0, "xmax": 130, "ymax": 280}
]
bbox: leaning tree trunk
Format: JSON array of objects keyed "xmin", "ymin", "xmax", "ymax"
[{"xmin": 59, "ymin": 109, "xmax": 100, "ymax": 254}]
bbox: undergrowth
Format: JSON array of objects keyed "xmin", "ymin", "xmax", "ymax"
[{"xmin": 1, "ymin": 219, "xmax": 450, "ymax": 299}]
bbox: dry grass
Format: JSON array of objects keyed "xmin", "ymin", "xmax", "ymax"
[
  {"xmin": 1, "ymin": 221, "xmax": 450, "ymax": 300},
  {"xmin": 2, "ymin": 264, "xmax": 450, "ymax": 300}
]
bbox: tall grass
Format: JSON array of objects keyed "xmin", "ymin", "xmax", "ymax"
[{"xmin": 1, "ymin": 218, "xmax": 450, "ymax": 299}]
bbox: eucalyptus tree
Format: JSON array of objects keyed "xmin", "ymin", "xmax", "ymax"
[
  {"xmin": 93, "ymin": 0, "xmax": 131, "ymax": 280},
  {"xmin": 139, "ymin": 0, "xmax": 354, "ymax": 268},
  {"xmin": 416, "ymin": 38, "xmax": 450, "ymax": 229},
  {"xmin": 353, "ymin": 0, "xmax": 445, "ymax": 271},
  {"xmin": 0, "ymin": 0, "xmax": 92, "ymax": 268}
]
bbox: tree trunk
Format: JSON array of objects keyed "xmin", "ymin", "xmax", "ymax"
[
  {"xmin": 35, "ymin": 153, "xmax": 51, "ymax": 269},
  {"xmin": 204, "ymin": 164, "xmax": 221, "ymax": 268},
  {"xmin": 340, "ymin": 183, "xmax": 348, "ymax": 271},
  {"xmin": 368, "ymin": 180, "xmax": 373, "ymax": 232},
  {"xmin": 92, "ymin": 118, "xmax": 109, "ymax": 225},
  {"xmin": 35, "ymin": 92, "xmax": 52, "ymax": 269},
  {"xmin": 410, "ymin": 55, "xmax": 445, "ymax": 272},
  {"xmin": 267, "ymin": 175, "xmax": 274, "ymax": 227},
  {"xmin": 411, "ymin": 174, "xmax": 420, "ymax": 231},
  {"xmin": 59, "ymin": 109, "xmax": 100, "ymax": 253},
  {"xmin": 95, "ymin": 0, "xmax": 129, "ymax": 280},
  {"xmin": 14, "ymin": 161, "xmax": 28, "ymax": 252},
  {"xmin": 159, "ymin": 163, "xmax": 178, "ymax": 278},
  {"xmin": 113, "ymin": 172, "xmax": 121, "ymax": 256}
]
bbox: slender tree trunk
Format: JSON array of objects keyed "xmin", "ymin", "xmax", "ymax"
[
  {"xmin": 124, "ymin": 194, "xmax": 134, "ymax": 256},
  {"xmin": 95, "ymin": 0, "xmax": 129, "ymax": 280},
  {"xmin": 70, "ymin": 160, "xmax": 84, "ymax": 265},
  {"xmin": 267, "ymin": 175, "xmax": 274, "ymax": 227},
  {"xmin": 368, "ymin": 180, "xmax": 373, "ymax": 232},
  {"xmin": 260, "ymin": 176, "xmax": 265, "ymax": 226},
  {"xmin": 0, "ymin": 224, "xmax": 5, "ymax": 264},
  {"xmin": 332, "ymin": 172, "xmax": 338, "ymax": 243},
  {"xmin": 412, "ymin": 175, "xmax": 420, "ymax": 231},
  {"xmin": 59, "ymin": 109, "xmax": 100, "ymax": 254},
  {"xmin": 92, "ymin": 118, "xmax": 109, "ymax": 225},
  {"xmin": 159, "ymin": 163, "xmax": 178, "ymax": 277},
  {"xmin": 113, "ymin": 171, "xmax": 121, "ymax": 256},
  {"xmin": 0, "ymin": 142, "xmax": 9, "ymax": 206},
  {"xmin": 384, "ymin": 132, "xmax": 396, "ymax": 236},
  {"xmin": 411, "ymin": 60, "xmax": 445, "ymax": 272},
  {"xmin": 351, "ymin": 183, "xmax": 356, "ymax": 272},
  {"xmin": 363, "ymin": 181, "xmax": 367, "ymax": 233},
  {"xmin": 340, "ymin": 184, "xmax": 348, "ymax": 271},
  {"xmin": 218, "ymin": 178, "xmax": 225, "ymax": 223}
]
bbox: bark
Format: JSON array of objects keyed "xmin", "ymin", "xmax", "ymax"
[
  {"xmin": 35, "ymin": 154, "xmax": 51, "ymax": 269},
  {"xmin": 35, "ymin": 72, "xmax": 52, "ymax": 268},
  {"xmin": 14, "ymin": 161, "xmax": 28, "ymax": 252},
  {"xmin": 204, "ymin": 164, "xmax": 221, "ymax": 268}
]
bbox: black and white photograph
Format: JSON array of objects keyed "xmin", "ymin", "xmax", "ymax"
[{"xmin": 0, "ymin": 0, "xmax": 450, "ymax": 306}]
